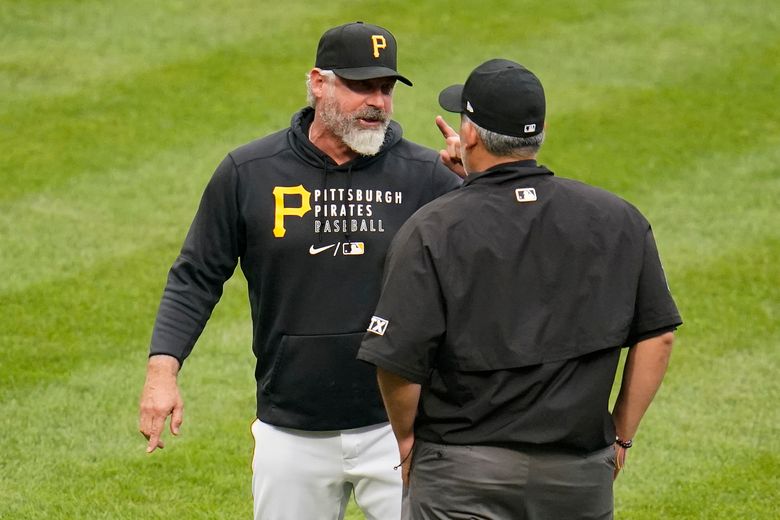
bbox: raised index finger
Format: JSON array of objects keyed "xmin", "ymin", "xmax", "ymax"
[{"xmin": 435, "ymin": 116, "xmax": 458, "ymax": 138}]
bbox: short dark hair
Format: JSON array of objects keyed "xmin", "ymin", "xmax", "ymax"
[{"xmin": 465, "ymin": 115, "xmax": 544, "ymax": 157}]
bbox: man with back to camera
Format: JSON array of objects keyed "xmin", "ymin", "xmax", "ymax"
[
  {"xmin": 137, "ymin": 22, "xmax": 462, "ymax": 520},
  {"xmin": 358, "ymin": 58, "xmax": 682, "ymax": 519}
]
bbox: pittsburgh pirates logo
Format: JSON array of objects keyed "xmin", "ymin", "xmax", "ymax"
[
  {"xmin": 273, "ymin": 185, "xmax": 311, "ymax": 237},
  {"xmin": 367, "ymin": 316, "xmax": 389, "ymax": 336},
  {"xmin": 371, "ymin": 35, "xmax": 387, "ymax": 58}
]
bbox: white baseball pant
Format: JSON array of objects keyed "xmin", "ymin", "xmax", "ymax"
[{"xmin": 251, "ymin": 419, "xmax": 402, "ymax": 520}]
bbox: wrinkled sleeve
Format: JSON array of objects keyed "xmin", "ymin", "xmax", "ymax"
[
  {"xmin": 626, "ymin": 226, "xmax": 682, "ymax": 345},
  {"xmin": 149, "ymin": 154, "xmax": 245, "ymax": 363},
  {"xmin": 357, "ymin": 218, "xmax": 445, "ymax": 384},
  {"xmin": 430, "ymin": 156, "xmax": 463, "ymax": 198}
]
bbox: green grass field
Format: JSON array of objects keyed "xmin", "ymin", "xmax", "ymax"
[{"xmin": 2, "ymin": 1, "xmax": 778, "ymax": 518}]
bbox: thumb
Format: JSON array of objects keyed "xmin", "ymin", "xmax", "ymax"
[{"xmin": 170, "ymin": 401, "xmax": 184, "ymax": 436}]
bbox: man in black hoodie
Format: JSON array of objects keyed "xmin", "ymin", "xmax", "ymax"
[{"xmin": 138, "ymin": 22, "xmax": 461, "ymax": 520}]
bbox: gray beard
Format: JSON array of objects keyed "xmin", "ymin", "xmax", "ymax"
[
  {"xmin": 319, "ymin": 99, "xmax": 390, "ymax": 156},
  {"xmin": 340, "ymin": 125, "xmax": 388, "ymax": 156}
]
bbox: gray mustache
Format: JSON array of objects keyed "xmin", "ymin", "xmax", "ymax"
[{"xmin": 353, "ymin": 108, "xmax": 389, "ymax": 123}]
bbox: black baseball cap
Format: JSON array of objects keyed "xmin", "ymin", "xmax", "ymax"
[
  {"xmin": 315, "ymin": 22, "xmax": 412, "ymax": 86},
  {"xmin": 438, "ymin": 59, "xmax": 545, "ymax": 137}
]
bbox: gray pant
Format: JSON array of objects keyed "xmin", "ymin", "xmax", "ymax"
[{"xmin": 403, "ymin": 441, "xmax": 615, "ymax": 520}]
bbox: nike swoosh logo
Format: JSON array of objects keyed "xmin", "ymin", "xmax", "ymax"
[{"xmin": 309, "ymin": 244, "xmax": 337, "ymax": 255}]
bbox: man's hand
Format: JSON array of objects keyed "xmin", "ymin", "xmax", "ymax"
[
  {"xmin": 397, "ymin": 436, "xmax": 415, "ymax": 487},
  {"xmin": 139, "ymin": 354, "xmax": 183, "ymax": 453},
  {"xmin": 435, "ymin": 116, "xmax": 466, "ymax": 178},
  {"xmin": 376, "ymin": 368, "xmax": 421, "ymax": 487},
  {"xmin": 613, "ymin": 444, "xmax": 627, "ymax": 481}
]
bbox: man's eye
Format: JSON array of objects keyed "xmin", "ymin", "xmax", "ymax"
[
  {"xmin": 347, "ymin": 81, "xmax": 372, "ymax": 93},
  {"xmin": 343, "ymin": 79, "xmax": 393, "ymax": 95}
]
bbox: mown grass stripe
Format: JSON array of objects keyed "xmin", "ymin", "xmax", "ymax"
[
  {"xmin": 0, "ymin": 1, "xmax": 332, "ymax": 105},
  {"xmin": 0, "ymin": 245, "xmax": 250, "ymax": 395},
  {"xmin": 1, "ymin": 47, "xmax": 307, "ymax": 201}
]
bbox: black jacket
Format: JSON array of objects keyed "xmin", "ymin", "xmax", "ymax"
[
  {"xmin": 150, "ymin": 107, "xmax": 461, "ymax": 430},
  {"xmin": 359, "ymin": 161, "xmax": 681, "ymax": 451}
]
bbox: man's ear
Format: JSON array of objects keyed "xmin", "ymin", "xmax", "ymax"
[
  {"xmin": 309, "ymin": 68, "xmax": 328, "ymax": 99},
  {"xmin": 461, "ymin": 119, "xmax": 480, "ymax": 150}
]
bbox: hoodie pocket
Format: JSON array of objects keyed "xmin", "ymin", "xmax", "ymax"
[{"xmin": 263, "ymin": 332, "xmax": 386, "ymax": 429}]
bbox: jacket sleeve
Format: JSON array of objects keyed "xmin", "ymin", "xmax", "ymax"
[
  {"xmin": 625, "ymin": 226, "xmax": 682, "ymax": 345},
  {"xmin": 429, "ymin": 156, "xmax": 463, "ymax": 198},
  {"xmin": 149, "ymin": 154, "xmax": 245, "ymax": 363},
  {"xmin": 358, "ymin": 217, "xmax": 446, "ymax": 383}
]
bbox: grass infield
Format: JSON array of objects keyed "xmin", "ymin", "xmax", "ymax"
[{"xmin": 1, "ymin": 1, "xmax": 778, "ymax": 518}]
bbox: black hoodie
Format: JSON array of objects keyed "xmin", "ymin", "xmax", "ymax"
[{"xmin": 149, "ymin": 107, "xmax": 461, "ymax": 430}]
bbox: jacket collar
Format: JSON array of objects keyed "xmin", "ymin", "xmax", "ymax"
[{"xmin": 463, "ymin": 159, "xmax": 553, "ymax": 187}]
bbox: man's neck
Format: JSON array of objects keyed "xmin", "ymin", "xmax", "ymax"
[
  {"xmin": 308, "ymin": 119, "xmax": 358, "ymax": 166},
  {"xmin": 466, "ymin": 148, "xmax": 536, "ymax": 175}
]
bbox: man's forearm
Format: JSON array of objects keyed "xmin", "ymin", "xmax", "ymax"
[
  {"xmin": 612, "ymin": 332, "xmax": 675, "ymax": 440},
  {"xmin": 376, "ymin": 368, "xmax": 421, "ymax": 454}
]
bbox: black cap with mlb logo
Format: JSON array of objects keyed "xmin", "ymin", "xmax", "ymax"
[
  {"xmin": 438, "ymin": 59, "xmax": 545, "ymax": 137},
  {"xmin": 315, "ymin": 22, "xmax": 412, "ymax": 86}
]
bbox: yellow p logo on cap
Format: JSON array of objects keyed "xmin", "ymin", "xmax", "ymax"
[{"xmin": 371, "ymin": 35, "xmax": 387, "ymax": 58}]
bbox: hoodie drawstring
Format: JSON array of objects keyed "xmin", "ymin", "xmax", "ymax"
[
  {"xmin": 317, "ymin": 160, "xmax": 328, "ymax": 243},
  {"xmin": 344, "ymin": 164, "xmax": 354, "ymax": 244},
  {"xmin": 316, "ymin": 160, "xmax": 355, "ymax": 246}
]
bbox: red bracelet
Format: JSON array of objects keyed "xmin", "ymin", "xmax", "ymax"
[{"xmin": 615, "ymin": 437, "xmax": 633, "ymax": 449}]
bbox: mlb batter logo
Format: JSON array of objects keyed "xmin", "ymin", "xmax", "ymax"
[
  {"xmin": 367, "ymin": 316, "xmax": 389, "ymax": 336},
  {"xmin": 515, "ymin": 187, "xmax": 537, "ymax": 203},
  {"xmin": 343, "ymin": 242, "xmax": 365, "ymax": 256}
]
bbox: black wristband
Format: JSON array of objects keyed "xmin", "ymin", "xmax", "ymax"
[{"xmin": 615, "ymin": 437, "xmax": 633, "ymax": 449}]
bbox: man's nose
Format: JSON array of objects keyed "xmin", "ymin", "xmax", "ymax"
[{"xmin": 365, "ymin": 88, "xmax": 388, "ymax": 108}]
